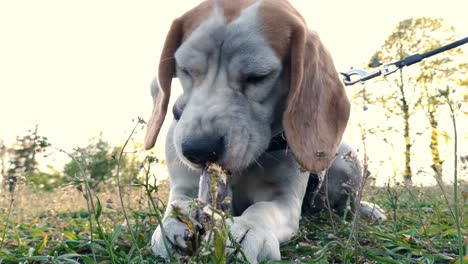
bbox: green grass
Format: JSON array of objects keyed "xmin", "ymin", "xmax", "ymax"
[{"xmin": 0, "ymin": 183, "xmax": 466, "ymax": 264}]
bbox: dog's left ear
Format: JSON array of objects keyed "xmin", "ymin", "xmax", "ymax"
[
  {"xmin": 283, "ymin": 24, "xmax": 350, "ymax": 172},
  {"xmin": 144, "ymin": 19, "xmax": 183, "ymax": 150}
]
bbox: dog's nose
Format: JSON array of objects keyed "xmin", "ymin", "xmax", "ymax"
[{"xmin": 181, "ymin": 135, "xmax": 224, "ymax": 165}]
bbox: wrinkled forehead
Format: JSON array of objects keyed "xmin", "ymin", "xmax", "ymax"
[
  {"xmin": 174, "ymin": 0, "xmax": 299, "ymax": 65},
  {"xmin": 175, "ymin": 2, "xmax": 262, "ymax": 64}
]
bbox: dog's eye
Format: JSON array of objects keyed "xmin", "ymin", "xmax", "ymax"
[
  {"xmin": 173, "ymin": 104, "xmax": 183, "ymax": 121},
  {"xmin": 245, "ymin": 74, "xmax": 268, "ymax": 84},
  {"xmin": 178, "ymin": 67, "xmax": 191, "ymax": 77},
  {"xmin": 244, "ymin": 73, "xmax": 269, "ymax": 84}
]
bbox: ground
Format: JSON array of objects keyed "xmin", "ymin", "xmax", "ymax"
[{"xmin": 0, "ymin": 179, "xmax": 466, "ymax": 263}]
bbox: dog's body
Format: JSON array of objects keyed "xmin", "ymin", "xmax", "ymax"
[{"xmin": 144, "ymin": 1, "xmax": 384, "ymax": 262}]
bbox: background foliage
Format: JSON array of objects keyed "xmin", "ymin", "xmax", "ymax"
[{"xmin": 0, "ymin": 17, "xmax": 466, "ymax": 263}]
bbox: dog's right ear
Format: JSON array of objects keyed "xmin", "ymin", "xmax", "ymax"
[{"xmin": 144, "ymin": 19, "xmax": 183, "ymax": 150}]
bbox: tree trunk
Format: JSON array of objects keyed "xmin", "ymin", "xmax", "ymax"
[
  {"xmin": 398, "ymin": 70, "xmax": 413, "ymax": 184},
  {"xmin": 402, "ymin": 103, "xmax": 412, "ymax": 184},
  {"xmin": 428, "ymin": 111, "xmax": 443, "ymax": 179}
]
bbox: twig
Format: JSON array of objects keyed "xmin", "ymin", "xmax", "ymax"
[
  {"xmin": 0, "ymin": 194, "xmax": 15, "ymax": 249},
  {"xmin": 403, "ymin": 186, "xmax": 428, "ymax": 236},
  {"xmin": 142, "ymin": 159, "xmax": 174, "ymax": 261},
  {"xmin": 115, "ymin": 118, "xmax": 144, "ymax": 261},
  {"xmin": 51, "ymin": 147, "xmax": 98, "ymax": 263},
  {"xmin": 344, "ymin": 85, "xmax": 369, "ymax": 262},
  {"xmin": 419, "ymin": 169, "xmax": 456, "ymax": 222},
  {"xmin": 445, "ymin": 92, "xmax": 464, "ymax": 264},
  {"xmin": 324, "ymin": 170, "xmax": 337, "ymax": 231}
]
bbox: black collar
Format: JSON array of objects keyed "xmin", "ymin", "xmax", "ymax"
[{"xmin": 266, "ymin": 132, "xmax": 288, "ymax": 152}]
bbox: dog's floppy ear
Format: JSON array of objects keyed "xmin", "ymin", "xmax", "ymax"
[
  {"xmin": 144, "ymin": 19, "xmax": 183, "ymax": 150},
  {"xmin": 283, "ymin": 24, "xmax": 350, "ymax": 172}
]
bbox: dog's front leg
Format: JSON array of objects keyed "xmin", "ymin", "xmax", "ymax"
[
  {"xmin": 228, "ymin": 200, "xmax": 299, "ymax": 262},
  {"xmin": 151, "ymin": 122, "xmax": 201, "ymax": 257},
  {"xmin": 228, "ymin": 163, "xmax": 310, "ymax": 263}
]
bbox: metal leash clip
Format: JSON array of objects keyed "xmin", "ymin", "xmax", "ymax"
[{"xmin": 341, "ymin": 63, "xmax": 400, "ymax": 86}]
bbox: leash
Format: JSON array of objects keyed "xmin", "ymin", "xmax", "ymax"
[{"xmin": 341, "ymin": 37, "xmax": 468, "ymax": 86}]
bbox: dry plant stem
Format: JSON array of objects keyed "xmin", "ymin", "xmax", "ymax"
[
  {"xmin": 324, "ymin": 170, "xmax": 337, "ymax": 231},
  {"xmin": 432, "ymin": 173, "xmax": 457, "ymax": 222},
  {"xmin": 52, "ymin": 147, "xmax": 97, "ymax": 263},
  {"xmin": 86, "ymin": 193, "xmax": 112, "ymax": 262},
  {"xmin": 142, "ymin": 160, "xmax": 173, "ymax": 261},
  {"xmin": 386, "ymin": 183, "xmax": 398, "ymax": 231},
  {"xmin": 197, "ymin": 165, "xmax": 243, "ymax": 260},
  {"xmin": 447, "ymin": 98, "xmax": 464, "ymax": 264},
  {"xmin": 79, "ymin": 151, "xmax": 117, "ymax": 264},
  {"xmin": 346, "ymin": 158, "xmax": 366, "ymax": 264},
  {"xmin": 344, "ymin": 104, "xmax": 369, "ymax": 262},
  {"xmin": 0, "ymin": 194, "xmax": 14, "ymax": 249},
  {"xmin": 115, "ymin": 120, "xmax": 143, "ymax": 261},
  {"xmin": 403, "ymin": 186, "xmax": 428, "ymax": 235},
  {"xmin": 199, "ymin": 166, "xmax": 218, "ymax": 254}
]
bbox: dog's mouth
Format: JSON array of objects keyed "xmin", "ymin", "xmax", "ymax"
[
  {"xmin": 204, "ymin": 162, "xmax": 231, "ymax": 176},
  {"xmin": 198, "ymin": 164, "xmax": 231, "ymax": 208},
  {"xmin": 181, "ymin": 152, "xmax": 247, "ymax": 173}
]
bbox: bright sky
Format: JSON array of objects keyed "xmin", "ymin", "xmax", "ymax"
[{"xmin": 1, "ymin": 0, "xmax": 467, "ymax": 184}]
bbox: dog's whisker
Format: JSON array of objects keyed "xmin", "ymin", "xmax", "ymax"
[
  {"xmin": 166, "ymin": 142, "xmax": 177, "ymax": 154},
  {"xmin": 238, "ymin": 128, "xmax": 251, "ymax": 169},
  {"xmin": 253, "ymin": 158, "xmax": 264, "ymax": 169},
  {"xmin": 261, "ymin": 151, "xmax": 281, "ymax": 162}
]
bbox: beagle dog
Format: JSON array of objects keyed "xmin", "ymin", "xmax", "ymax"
[{"xmin": 144, "ymin": 0, "xmax": 385, "ymax": 262}]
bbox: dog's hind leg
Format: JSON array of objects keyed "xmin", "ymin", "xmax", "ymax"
[{"xmin": 302, "ymin": 143, "xmax": 386, "ymax": 222}]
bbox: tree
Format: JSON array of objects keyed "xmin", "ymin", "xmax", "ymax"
[
  {"xmin": 64, "ymin": 135, "xmax": 117, "ymax": 190},
  {"xmin": 370, "ymin": 17, "xmax": 467, "ymax": 183},
  {"xmin": 0, "ymin": 139, "xmax": 6, "ymax": 188},
  {"xmin": 63, "ymin": 136, "xmax": 145, "ymax": 190},
  {"xmin": 5, "ymin": 125, "xmax": 39, "ymax": 192},
  {"xmin": 27, "ymin": 165, "xmax": 64, "ymax": 192},
  {"xmin": 413, "ymin": 19, "xmax": 466, "ymax": 181}
]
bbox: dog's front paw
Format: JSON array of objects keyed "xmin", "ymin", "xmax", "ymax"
[
  {"xmin": 151, "ymin": 200, "xmax": 201, "ymax": 257},
  {"xmin": 227, "ymin": 217, "xmax": 281, "ymax": 264},
  {"xmin": 151, "ymin": 217, "xmax": 189, "ymax": 257},
  {"xmin": 360, "ymin": 201, "xmax": 387, "ymax": 222}
]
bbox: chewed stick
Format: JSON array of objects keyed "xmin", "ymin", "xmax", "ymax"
[
  {"xmin": 198, "ymin": 166, "xmax": 212, "ymax": 205},
  {"xmin": 173, "ymin": 164, "xmax": 232, "ymax": 256},
  {"xmin": 198, "ymin": 164, "xmax": 232, "ymax": 213}
]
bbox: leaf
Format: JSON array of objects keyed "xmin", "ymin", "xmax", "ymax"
[
  {"xmin": 95, "ymin": 195, "xmax": 102, "ymax": 220},
  {"xmin": 444, "ymin": 228, "xmax": 460, "ymax": 235},
  {"xmin": 453, "ymin": 256, "xmax": 468, "ymax": 264},
  {"xmin": 30, "ymin": 216, "xmax": 39, "ymax": 226},
  {"xmin": 111, "ymin": 225, "xmax": 122, "ymax": 245},
  {"xmin": 213, "ymin": 227, "xmax": 227, "ymax": 264},
  {"xmin": 55, "ymin": 253, "xmax": 87, "ymax": 263},
  {"xmin": 80, "ymin": 255, "xmax": 96, "ymax": 264},
  {"xmin": 35, "ymin": 231, "xmax": 49, "ymax": 254},
  {"xmin": 365, "ymin": 253, "xmax": 402, "ymax": 264},
  {"xmin": 62, "ymin": 231, "xmax": 79, "ymax": 240},
  {"xmin": 401, "ymin": 234, "xmax": 413, "ymax": 242},
  {"xmin": 28, "ymin": 228, "xmax": 46, "ymax": 237}
]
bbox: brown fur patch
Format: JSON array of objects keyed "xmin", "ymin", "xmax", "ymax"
[
  {"xmin": 259, "ymin": 0, "xmax": 350, "ymax": 172},
  {"xmin": 179, "ymin": 1, "xmax": 214, "ymax": 41},
  {"xmin": 219, "ymin": 0, "xmax": 257, "ymax": 23}
]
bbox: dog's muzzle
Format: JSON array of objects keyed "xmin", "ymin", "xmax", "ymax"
[{"xmin": 181, "ymin": 135, "xmax": 224, "ymax": 165}]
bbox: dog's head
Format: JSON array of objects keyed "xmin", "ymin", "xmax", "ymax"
[{"xmin": 144, "ymin": 0, "xmax": 350, "ymax": 172}]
